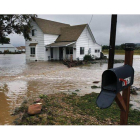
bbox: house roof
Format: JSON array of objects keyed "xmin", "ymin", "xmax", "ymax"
[
  {"xmin": 55, "ymin": 24, "xmax": 87, "ymax": 42},
  {"xmin": 46, "ymin": 42, "xmax": 75, "ymax": 47},
  {"xmin": 16, "ymin": 46, "xmax": 26, "ymax": 50},
  {"xmin": 0, "ymin": 44, "xmax": 15, "ymax": 48},
  {"xmin": 34, "ymin": 18, "xmax": 70, "ymax": 35},
  {"xmin": 16, "ymin": 47, "xmax": 21, "ymax": 50},
  {"xmin": 20, "ymin": 46, "xmax": 25, "ymax": 49}
]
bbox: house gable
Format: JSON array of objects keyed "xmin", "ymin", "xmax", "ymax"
[{"xmin": 76, "ymin": 25, "xmax": 101, "ymax": 60}]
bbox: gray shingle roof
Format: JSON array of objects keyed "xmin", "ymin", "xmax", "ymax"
[
  {"xmin": 34, "ymin": 18, "xmax": 70, "ymax": 35},
  {"xmin": 55, "ymin": 24, "xmax": 87, "ymax": 42}
]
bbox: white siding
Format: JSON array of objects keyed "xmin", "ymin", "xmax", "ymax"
[
  {"xmin": 76, "ymin": 26, "xmax": 101, "ymax": 60},
  {"xmin": 44, "ymin": 34, "xmax": 58, "ymax": 45},
  {"xmin": 44, "ymin": 34, "xmax": 59, "ymax": 60},
  {"xmin": 25, "ymin": 20, "xmax": 45, "ymax": 61}
]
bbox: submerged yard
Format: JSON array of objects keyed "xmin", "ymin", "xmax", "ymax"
[{"xmin": 0, "ymin": 54, "xmax": 140, "ymax": 125}]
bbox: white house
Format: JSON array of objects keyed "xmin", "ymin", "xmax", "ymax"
[
  {"xmin": 0, "ymin": 44, "xmax": 17, "ymax": 53},
  {"xmin": 25, "ymin": 17, "xmax": 101, "ymax": 61}
]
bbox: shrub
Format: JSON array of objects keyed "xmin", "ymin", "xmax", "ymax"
[
  {"xmin": 4, "ymin": 50, "xmax": 9, "ymax": 53},
  {"xmin": 84, "ymin": 55, "xmax": 94, "ymax": 61}
]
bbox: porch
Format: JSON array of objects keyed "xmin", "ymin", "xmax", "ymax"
[{"xmin": 45, "ymin": 42, "xmax": 76, "ymax": 61}]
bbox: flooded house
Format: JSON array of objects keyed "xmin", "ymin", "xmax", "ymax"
[{"xmin": 25, "ymin": 17, "xmax": 101, "ymax": 61}]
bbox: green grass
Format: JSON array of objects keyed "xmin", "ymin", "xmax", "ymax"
[
  {"xmin": 103, "ymin": 50, "xmax": 140, "ymax": 55},
  {"xmin": 13, "ymin": 93, "xmax": 140, "ymax": 125},
  {"xmin": 91, "ymin": 85, "xmax": 100, "ymax": 89}
]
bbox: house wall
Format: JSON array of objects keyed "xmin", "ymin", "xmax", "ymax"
[
  {"xmin": 0, "ymin": 47, "xmax": 17, "ymax": 52},
  {"xmin": 25, "ymin": 20, "xmax": 45, "ymax": 61},
  {"xmin": 53, "ymin": 47, "xmax": 59, "ymax": 60},
  {"xmin": 44, "ymin": 34, "xmax": 59, "ymax": 60},
  {"xmin": 76, "ymin": 26, "xmax": 101, "ymax": 60},
  {"xmin": 73, "ymin": 44, "xmax": 76, "ymax": 60}
]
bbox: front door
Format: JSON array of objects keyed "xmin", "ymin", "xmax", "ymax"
[
  {"xmin": 59, "ymin": 47, "xmax": 63, "ymax": 60},
  {"xmin": 51, "ymin": 48, "xmax": 53, "ymax": 59}
]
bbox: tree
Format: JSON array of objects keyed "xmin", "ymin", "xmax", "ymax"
[
  {"xmin": 120, "ymin": 43, "xmax": 125, "ymax": 50},
  {"xmin": 102, "ymin": 45, "xmax": 109, "ymax": 50},
  {"xmin": 0, "ymin": 37, "xmax": 10, "ymax": 44},
  {"xmin": 0, "ymin": 15, "xmax": 37, "ymax": 44}
]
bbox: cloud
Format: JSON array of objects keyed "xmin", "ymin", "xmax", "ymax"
[
  {"xmin": 7, "ymin": 14, "xmax": 140, "ymax": 46},
  {"xmin": 8, "ymin": 33, "xmax": 25, "ymax": 47}
]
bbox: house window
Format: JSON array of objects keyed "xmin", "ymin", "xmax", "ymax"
[
  {"xmin": 95, "ymin": 49, "xmax": 100, "ymax": 53},
  {"xmin": 32, "ymin": 29, "xmax": 35, "ymax": 36},
  {"xmin": 66, "ymin": 47, "xmax": 73, "ymax": 54},
  {"xmin": 30, "ymin": 47, "xmax": 35, "ymax": 55},
  {"xmin": 51, "ymin": 48, "xmax": 53, "ymax": 58},
  {"xmin": 80, "ymin": 47, "xmax": 84, "ymax": 55},
  {"xmin": 66, "ymin": 47, "xmax": 69, "ymax": 54}
]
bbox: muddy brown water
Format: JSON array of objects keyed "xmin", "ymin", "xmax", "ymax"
[{"xmin": 0, "ymin": 54, "xmax": 140, "ymax": 125}]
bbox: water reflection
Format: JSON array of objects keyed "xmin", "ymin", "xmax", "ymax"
[{"xmin": 0, "ymin": 84, "xmax": 15, "ymax": 125}]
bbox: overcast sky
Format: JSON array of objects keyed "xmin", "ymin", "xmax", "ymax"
[{"xmin": 8, "ymin": 14, "xmax": 140, "ymax": 47}]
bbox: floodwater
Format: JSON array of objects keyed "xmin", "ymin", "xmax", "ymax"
[{"xmin": 0, "ymin": 54, "xmax": 140, "ymax": 125}]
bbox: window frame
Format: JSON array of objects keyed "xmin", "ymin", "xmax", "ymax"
[
  {"xmin": 95, "ymin": 49, "xmax": 100, "ymax": 53},
  {"xmin": 30, "ymin": 47, "xmax": 35, "ymax": 57},
  {"xmin": 95, "ymin": 49, "xmax": 98, "ymax": 53},
  {"xmin": 80, "ymin": 47, "xmax": 84, "ymax": 55},
  {"xmin": 66, "ymin": 47, "xmax": 73, "ymax": 55},
  {"xmin": 32, "ymin": 29, "xmax": 36, "ymax": 36}
]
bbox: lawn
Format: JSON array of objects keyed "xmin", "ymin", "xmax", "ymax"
[{"xmin": 13, "ymin": 93, "xmax": 140, "ymax": 125}]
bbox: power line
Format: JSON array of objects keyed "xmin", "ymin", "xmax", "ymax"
[{"xmin": 88, "ymin": 15, "xmax": 93, "ymax": 26}]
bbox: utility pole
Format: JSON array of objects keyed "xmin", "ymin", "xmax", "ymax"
[
  {"xmin": 108, "ymin": 15, "xmax": 117, "ymax": 69},
  {"xmin": 108, "ymin": 15, "xmax": 134, "ymax": 125}
]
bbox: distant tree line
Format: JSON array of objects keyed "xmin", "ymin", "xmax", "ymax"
[{"xmin": 102, "ymin": 44, "xmax": 140, "ymax": 50}]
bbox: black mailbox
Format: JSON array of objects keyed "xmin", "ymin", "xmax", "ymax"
[
  {"xmin": 96, "ymin": 65, "xmax": 134, "ymax": 109},
  {"xmin": 125, "ymin": 43, "xmax": 135, "ymax": 51}
]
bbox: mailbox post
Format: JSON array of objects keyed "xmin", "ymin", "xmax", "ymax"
[
  {"xmin": 120, "ymin": 43, "xmax": 135, "ymax": 125},
  {"xmin": 96, "ymin": 43, "xmax": 135, "ymax": 125}
]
